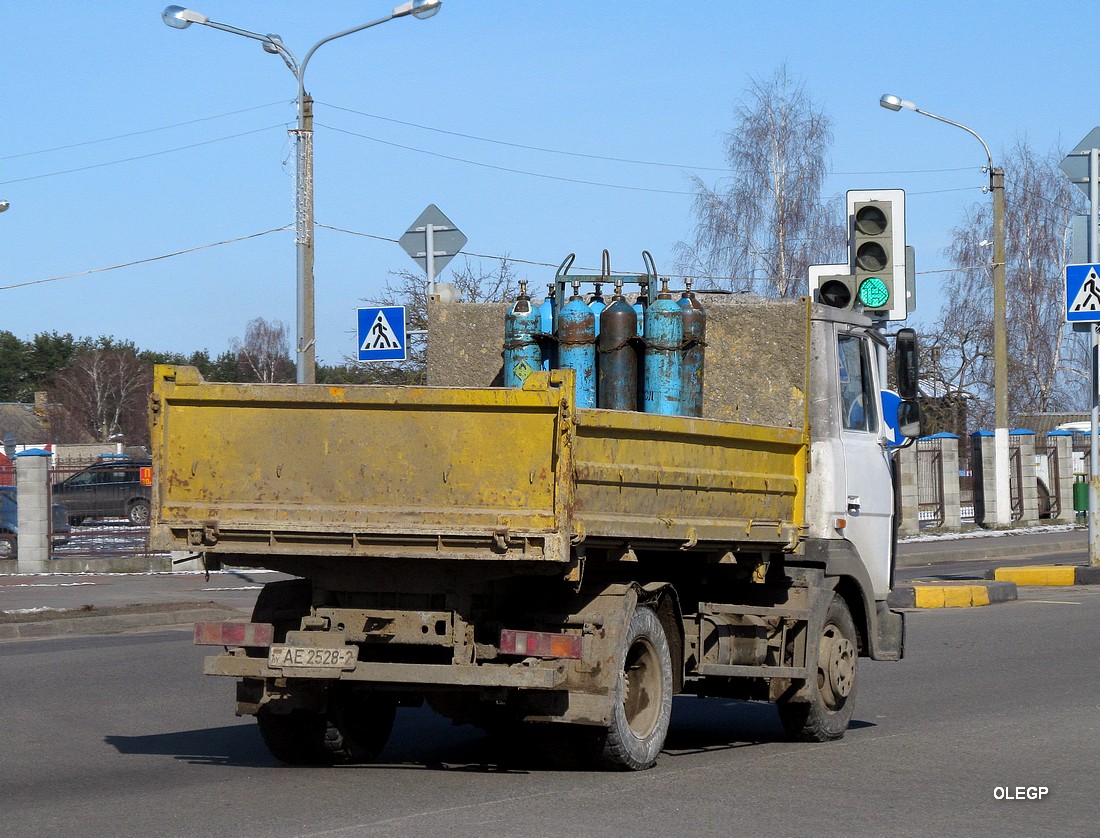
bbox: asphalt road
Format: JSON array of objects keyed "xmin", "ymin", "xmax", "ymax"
[{"xmin": 2, "ymin": 583, "xmax": 1097, "ymax": 838}]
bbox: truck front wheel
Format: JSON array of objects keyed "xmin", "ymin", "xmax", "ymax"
[
  {"xmin": 777, "ymin": 593, "xmax": 858, "ymax": 742},
  {"xmin": 601, "ymin": 605, "xmax": 673, "ymax": 771}
]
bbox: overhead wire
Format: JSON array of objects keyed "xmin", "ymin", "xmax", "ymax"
[
  {"xmin": 0, "ymin": 226, "xmax": 290, "ymax": 291},
  {"xmin": 0, "ymin": 124, "xmax": 289, "ymax": 186},
  {"xmin": 0, "ymin": 100, "xmax": 290, "ymax": 162},
  {"xmin": 316, "ymin": 101, "xmax": 977, "ymax": 177}
]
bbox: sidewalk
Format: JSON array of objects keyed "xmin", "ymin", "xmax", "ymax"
[
  {"xmin": 0, "ymin": 526, "xmax": 1092, "ymax": 639},
  {"xmin": 0, "ymin": 568, "xmax": 281, "ymax": 640}
]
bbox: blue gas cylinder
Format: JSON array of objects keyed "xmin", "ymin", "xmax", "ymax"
[
  {"xmin": 504, "ymin": 281, "xmax": 542, "ymax": 387},
  {"xmin": 633, "ymin": 284, "xmax": 648, "ymax": 338},
  {"xmin": 558, "ymin": 282, "xmax": 597, "ymax": 408},
  {"xmin": 589, "ymin": 282, "xmax": 606, "ymax": 339},
  {"xmin": 643, "ymin": 279, "xmax": 683, "ymax": 416},
  {"xmin": 537, "ymin": 283, "xmax": 556, "ymax": 370}
]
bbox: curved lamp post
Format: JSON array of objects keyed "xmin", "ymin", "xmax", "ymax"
[
  {"xmin": 163, "ymin": 1, "xmax": 442, "ymax": 384},
  {"xmin": 880, "ymin": 94, "xmax": 1010, "ymax": 527}
]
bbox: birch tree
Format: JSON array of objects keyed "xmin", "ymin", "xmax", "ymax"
[
  {"xmin": 678, "ymin": 64, "xmax": 844, "ymax": 295},
  {"xmin": 232, "ymin": 317, "xmax": 293, "ymax": 383},
  {"xmin": 936, "ymin": 138, "xmax": 1086, "ymax": 428},
  {"xmin": 51, "ymin": 341, "xmax": 151, "ymax": 445}
]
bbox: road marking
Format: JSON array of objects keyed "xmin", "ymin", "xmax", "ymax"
[{"xmin": 3, "ymin": 582, "xmax": 97, "ymax": 589}]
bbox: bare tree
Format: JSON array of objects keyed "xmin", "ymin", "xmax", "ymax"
[
  {"xmin": 353, "ymin": 257, "xmax": 519, "ymax": 384},
  {"xmin": 938, "ymin": 138, "xmax": 1086, "ymax": 427},
  {"xmin": 51, "ymin": 343, "xmax": 151, "ymax": 446},
  {"xmin": 231, "ymin": 317, "xmax": 293, "ymax": 383},
  {"xmin": 677, "ymin": 64, "xmax": 844, "ymax": 296}
]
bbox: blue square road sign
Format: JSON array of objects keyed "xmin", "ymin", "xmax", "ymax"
[
  {"xmin": 1066, "ymin": 264, "xmax": 1100, "ymax": 323},
  {"xmin": 357, "ymin": 306, "xmax": 406, "ymax": 362}
]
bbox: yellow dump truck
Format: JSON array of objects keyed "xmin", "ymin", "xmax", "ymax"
[{"xmin": 155, "ymin": 295, "xmax": 919, "ymax": 770}]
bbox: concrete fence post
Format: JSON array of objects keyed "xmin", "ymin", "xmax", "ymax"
[
  {"xmin": 936, "ymin": 434, "xmax": 962, "ymax": 530},
  {"xmin": 14, "ymin": 448, "xmax": 52, "ymax": 573},
  {"xmin": 898, "ymin": 440, "xmax": 919, "ymax": 537}
]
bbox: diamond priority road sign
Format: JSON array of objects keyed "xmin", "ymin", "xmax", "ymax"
[
  {"xmin": 398, "ymin": 204, "xmax": 467, "ymax": 276},
  {"xmin": 1060, "ymin": 127, "xmax": 1100, "ymax": 198}
]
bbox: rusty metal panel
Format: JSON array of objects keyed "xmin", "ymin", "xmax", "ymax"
[
  {"xmin": 571, "ymin": 410, "xmax": 806, "ymax": 549},
  {"xmin": 151, "ymin": 366, "xmax": 571, "ymax": 560}
]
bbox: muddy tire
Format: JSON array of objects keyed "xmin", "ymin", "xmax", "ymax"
[
  {"xmin": 323, "ymin": 687, "xmax": 396, "ymax": 763},
  {"xmin": 257, "ymin": 688, "xmax": 395, "ymax": 766},
  {"xmin": 601, "ymin": 606, "xmax": 673, "ymax": 771},
  {"xmin": 257, "ymin": 709, "xmax": 334, "ymax": 765},
  {"xmin": 778, "ymin": 593, "xmax": 858, "ymax": 742},
  {"xmin": 251, "ymin": 578, "xmax": 312, "ymax": 638}
]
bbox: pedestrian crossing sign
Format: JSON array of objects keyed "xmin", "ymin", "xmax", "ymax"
[
  {"xmin": 1066, "ymin": 264, "xmax": 1100, "ymax": 323},
  {"xmin": 357, "ymin": 306, "xmax": 407, "ymax": 362}
]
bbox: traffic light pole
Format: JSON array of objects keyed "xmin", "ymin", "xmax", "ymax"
[{"xmin": 1089, "ymin": 149, "xmax": 1100, "ymax": 567}]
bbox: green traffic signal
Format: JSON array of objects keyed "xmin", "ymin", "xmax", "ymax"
[{"xmin": 857, "ymin": 276, "xmax": 890, "ymax": 308}]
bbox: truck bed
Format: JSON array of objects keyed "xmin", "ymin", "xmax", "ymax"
[{"xmin": 150, "ymin": 366, "xmax": 806, "ymax": 564}]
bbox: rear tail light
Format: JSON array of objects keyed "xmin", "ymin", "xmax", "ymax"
[
  {"xmin": 499, "ymin": 628, "xmax": 583, "ymax": 660},
  {"xmin": 194, "ymin": 621, "xmax": 274, "ymax": 647}
]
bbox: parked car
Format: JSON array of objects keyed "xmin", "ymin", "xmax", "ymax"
[
  {"xmin": 52, "ymin": 458, "xmax": 153, "ymax": 526},
  {"xmin": 0, "ymin": 485, "xmax": 72, "ymax": 559}
]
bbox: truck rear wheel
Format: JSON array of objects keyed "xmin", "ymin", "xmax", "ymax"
[
  {"xmin": 777, "ymin": 593, "xmax": 858, "ymax": 742},
  {"xmin": 601, "ymin": 605, "xmax": 673, "ymax": 771},
  {"xmin": 258, "ymin": 688, "xmax": 396, "ymax": 766}
]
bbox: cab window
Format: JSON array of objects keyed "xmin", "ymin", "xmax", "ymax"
[{"xmin": 837, "ymin": 335, "xmax": 878, "ymax": 433}]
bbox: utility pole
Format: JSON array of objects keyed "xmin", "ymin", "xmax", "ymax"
[
  {"xmin": 991, "ymin": 167, "xmax": 1011, "ymax": 526},
  {"xmin": 294, "ymin": 93, "xmax": 316, "ymax": 383}
]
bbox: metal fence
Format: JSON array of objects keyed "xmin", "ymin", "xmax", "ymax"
[
  {"xmin": 48, "ymin": 460, "xmax": 157, "ymax": 561},
  {"xmin": 917, "ymin": 437, "xmax": 946, "ymax": 528},
  {"xmin": 1008, "ymin": 436, "xmax": 1025, "ymax": 523}
]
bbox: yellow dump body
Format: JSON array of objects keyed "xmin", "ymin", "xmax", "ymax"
[{"xmin": 150, "ymin": 366, "xmax": 806, "ymax": 565}]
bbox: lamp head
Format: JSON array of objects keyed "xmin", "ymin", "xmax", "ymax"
[
  {"xmin": 393, "ymin": 0, "xmax": 441, "ymax": 19},
  {"xmin": 261, "ymin": 33, "xmax": 285, "ymax": 54},
  {"xmin": 0, "ymin": 201, "xmax": 9, "ymax": 213},
  {"xmin": 162, "ymin": 5, "xmax": 209, "ymax": 29},
  {"xmin": 880, "ymin": 94, "xmax": 916, "ymax": 112}
]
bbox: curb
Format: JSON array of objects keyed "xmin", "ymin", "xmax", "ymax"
[
  {"xmin": 988, "ymin": 565, "xmax": 1100, "ymax": 586},
  {"xmin": 0, "ymin": 605, "xmax": 241, "ymax": 642},
  {"xmin": 888, "ymin": 580, "xmax": 1018, "ymax": 609}
]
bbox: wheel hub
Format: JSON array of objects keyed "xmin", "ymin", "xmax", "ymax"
[{"xmin": 818, "ymin": 625, "xmax": 855, "ymax": 707}]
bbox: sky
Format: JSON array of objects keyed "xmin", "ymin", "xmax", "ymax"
[{"xmin": 0, "ymin": 1, "xmax": 1093, "ymax": 367}]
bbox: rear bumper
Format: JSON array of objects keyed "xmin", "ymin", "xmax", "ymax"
[{"xmin": 205, "ymin": 652, "xmax": 567, "ymax": 690}]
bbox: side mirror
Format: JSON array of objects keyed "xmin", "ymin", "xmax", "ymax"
[
  {"xmin": 895, "ymin": 327, "xmax": 918, "ymax": 400},
  {"xmin": 897, "ymin": 399, "xmax": 921, "ymax": 439}
]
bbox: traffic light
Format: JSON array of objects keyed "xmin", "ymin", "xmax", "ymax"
[
  {"xmin": 846, "ymin": 189, "xmax": 907, "ymax": 320},
  {"xmin": 814, "ymin": 273, "xmax": 858, "ymax": 308}
]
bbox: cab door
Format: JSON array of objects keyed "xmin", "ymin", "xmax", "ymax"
[{"xmin": 836, "ymin": 331, "xmax": 894, "ymax": 597}]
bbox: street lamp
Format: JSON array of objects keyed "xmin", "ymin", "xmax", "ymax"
[
  {"xmin": 163, "ymin": 1, "xmax": 442, "ymax": 384},
  {"xmin": 880, "ymin": 94, "xmax": 1011, "ymax": 527},
  {"xmin": 0, "ymin": 201, "xmax": 9, "ymax": 213}
]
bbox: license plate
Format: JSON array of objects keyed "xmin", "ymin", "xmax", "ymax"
[{"xmin": 268, "ymin": 644, "xmax": 358, "ymax": 670}]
